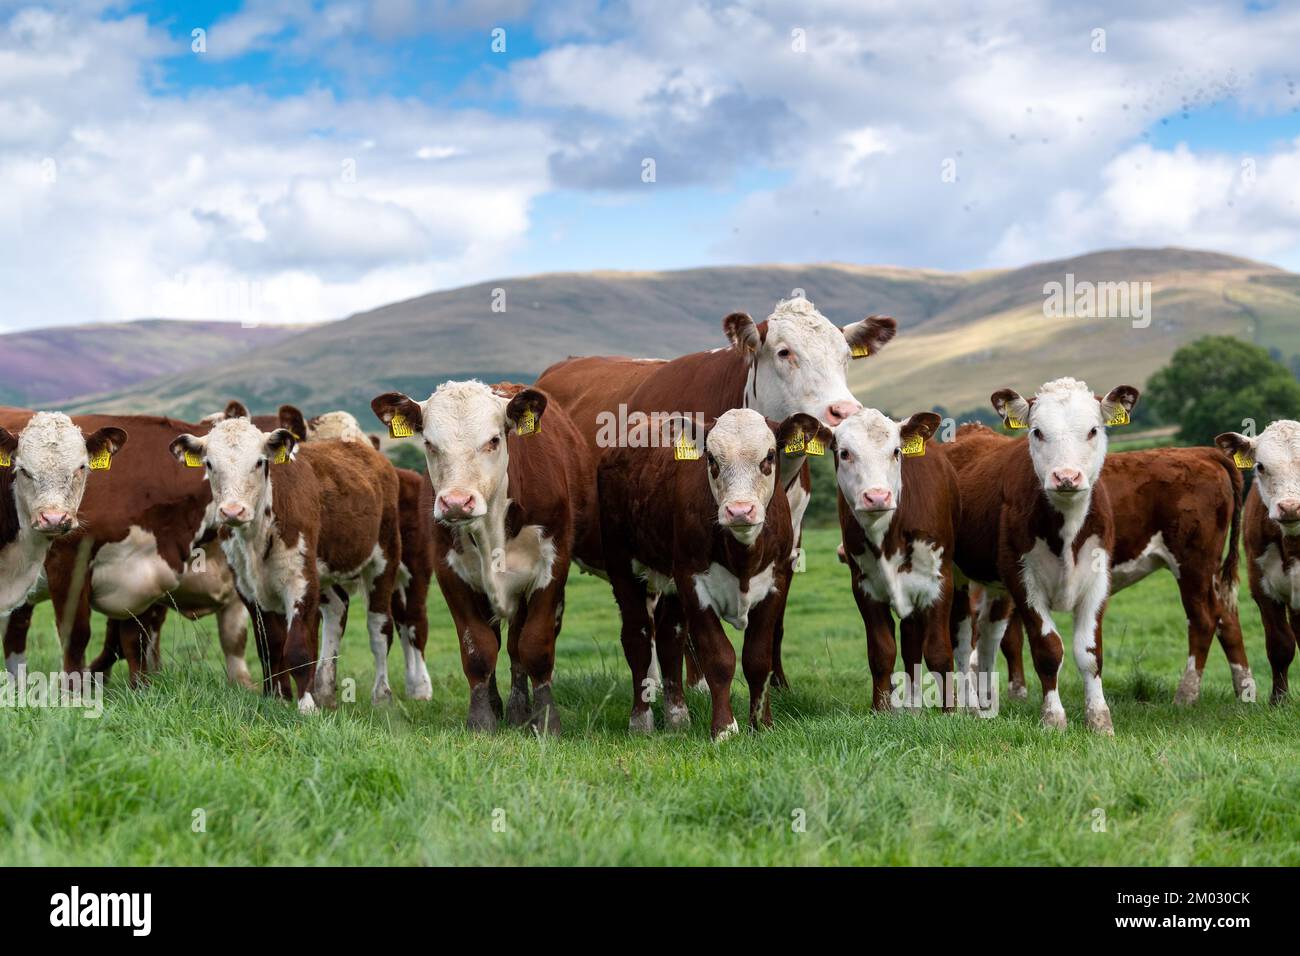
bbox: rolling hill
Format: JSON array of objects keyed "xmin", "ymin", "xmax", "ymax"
[{"xmin": 54, "ymin": 247, "xmax": 1300, "ymax": 423}]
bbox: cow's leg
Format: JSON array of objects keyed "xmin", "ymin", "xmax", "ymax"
[
  {"xmin": 1071, "ymin": 583, "xmax": 1113, "ymax": 735},
  {"xmin": 682, "ymin": 599, "xmax": 738, "ymax": 740},
  {"xmin": 140, "ymin": 604, "xmax": 167, "ymax": 674},
  {"xmin": 364, "ymin": 545, "xmax": 400, "ymax": 707},
  {"xmin": 741, "ymin": 595, "xmax": 779, "ymax": 729},
  {"xmin": 950, "ymin": 584, "xmax": 974, "ymax": 700},
  {"xmin": 1011, "ymin": 586, "xmax": 1066, "ymax": 729},
  {"xmin": 973, "ymin": 599, "xmax": 1010, "ymax": 716},
  {"xmin": 1173, "ymin": 571, "xmax": 1219, "ymax": 706},
  {"xmin": 216, "ymin": 600, "xmax": 254, "ymax": 689},
  {"xmin": 922, "ymin": 592, "xmax": 957, "ymax": 712},
  {"xmin": 284, "ymin": 600, "xmax": 321, "ymax": 713},
  {"xmin": 611, "ymin": 570, "xmax": 655, "ymax": 734},
  {"xmin": 446, "ymin": 593, "xmax": 502, "ymax": 732},
  {"xmin": 654, "ymin": 594, "xmax": 690, "ymax": 730},
  {"xmin": 518, "ymin": 582, "xmax": 565, "ymax": 736},
  {"xmin": 1213, "ymin": 600, "xmax": 1255, "ymax": 702},
  {"xmin": 249, "ymin": 605, "xmax": 292, "ymax": 700},
  {"xmin": 3, "ymin": 603, "xmax": 34, "ymax": 679},
  {"xmin": 994, "ymin": 599, "xmax": 1028, "ymax": 700},
  {"xmin": 1256, "ymin": 596, "xmax": 1296, "ymax": 704},
  {"xmin": 396, "ymin": 570, "xmax": 433, "ymax": 701},
  {"xmin": 504, "ymin": 606, "xmax": 532, "ymax": 727},
  {"xmin": 315, "ymin": 587, "xmax": 346, "ymax": 709},
  {"xmin": 768, "ymin": 586, "xmax": 791, "ymax": 691}
]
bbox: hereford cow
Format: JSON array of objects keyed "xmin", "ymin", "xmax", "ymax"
[
  {"xmin": 304, "ymin": 411, "xmax": 435, "ymax": 701},
  {"xmin": 599, "ymin": 408, "xmax": 829, "ymax": 738},
  {"xmin": 957, "ymin": 425, "xmax": 1254, "ymax": 705},
  {"xmin": 833, "ymin": 408, "xmax": 959, "ymax": 711},
  {"xmin": 950, "ymin": 378, "xmax": 1141, "ymax": 734},
  {"xmin": 169, "ymin": 417, "xmax": 401, "ymax": 711},
  {"xmin": 1, "ymin": 413, "xmax": 127, "ymax": 616},
  {"xmin": 538, "ymin": 297, "xmax": 897, "ymax": 688},
  {"xmin": 1216, "ymin": 421, "xmax": 1300, "ymax": 703},
  {"xmin": 372, "ymin": 381, "xmax": 594, "ymax": 734}
]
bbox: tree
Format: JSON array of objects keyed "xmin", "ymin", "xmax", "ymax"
[{"xmin": 1146, "ymin": 336, "xmax": 1300, "ymax": 446}]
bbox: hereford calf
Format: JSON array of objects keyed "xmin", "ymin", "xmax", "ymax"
[
  {"xmin": 951, "ymin": 378, "xmax": 1140, "ymax": 733},
  {"xmin": 833, "ymin": 409, "xmax": 959, "ymax": 711},
  {"xmin": 1217, "ymin": 421, "xmax": 1300, "ymax": 703},
  {"xmin": 372, "ymin": 381, "xmax": 594, "ymax": 734},
  {"xmin": 600, "ymin": 409, "xmax": 828, "ymax": 739},
  {"xmin": 1, "ymin": 413, "xmax": 127, "ymax": 616},
  {"xmin": 169, "ymin": 418, "xmax": 401, "ymax": 711}
]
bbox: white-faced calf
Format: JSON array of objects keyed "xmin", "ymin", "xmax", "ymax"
[
  {"xmin": 950, "ymin": 377, "xmax": 1140, "ymax": 733},
  {"xmin": 833, "ymin": 408, "xmax": 959, "ymax": 711},
  {"xmin": 1217, "ymin": 421, "xmax": 1300, "ymax": 703},
  {"xmin": 372, "ymin": 381, "xmax": 595, "ymax": 734},
  {"xmin": 1, "ymin": 413, "xmax": 127, "ymax": 615},
  {"xmin": 598, "ymin": 408, "xmax": 829, "ymax": 739},
  {"xmin": 170, "ymin": 417, "xmax": 401, "ymax": 711}
]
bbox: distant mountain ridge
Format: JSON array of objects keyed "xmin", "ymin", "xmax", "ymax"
[{"xmin": 40, "ymin": 247, "xmax": 1300, "ymax": 423}]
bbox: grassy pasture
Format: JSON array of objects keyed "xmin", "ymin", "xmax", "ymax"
[{"xmin": 1, "ymin": 527, "xmax": 1297, "ymax": 866}]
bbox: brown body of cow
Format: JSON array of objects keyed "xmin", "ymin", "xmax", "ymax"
[{"xmin": 963, "ymin": 425, "xmax": 1255, "ymax": 705}]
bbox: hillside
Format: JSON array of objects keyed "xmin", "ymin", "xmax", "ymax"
[
  {"xmin": 61, "ymin": 248, "xmax": 1300, "ymax": 423},
  {"xmin": 0, "ymin": 320, "xmax": 308, "ymax": 408}
]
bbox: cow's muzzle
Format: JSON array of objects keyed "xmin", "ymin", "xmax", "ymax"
[{"xmin": 34, "ymin": 509, "xmax": 74, "ymax": 536}]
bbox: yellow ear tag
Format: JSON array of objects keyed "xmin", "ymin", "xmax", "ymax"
[
  {"xmin": 272, "ymin": 446, "xmax": 289, "ymax": 465},
  {"xmin": 901, "ymin": 434, "xmax": 926, "ymax": 457},
  {"xmin": 0, "ymin": 449, "xmax": 10, "ymax": 468},
  {"xmin": 805, "ymin": 436, "xmax": 825, "ymax": 456},
  {"xmin": 88, "ymin": 447, "xmax": 112, "ymax": 471},
  {"xmin": 674, "ymin": 433, "xmax": 702, "ymax": 461},
  {"xmin": 184, "ymin": 450, "xmax": 204, "ymax": 468},
  {"xmin": 783, "ymin": 434, "xmax": 806, "ymax": 456},
  {"xmin": 1232, "ymin": 450, "xmax": 1255, "ymax": 470},
  {"xmin": 1105, "ymin": 406, "xmax": 1130, "ymax": 427},
  {"xmin": 515, "ymin": 409, "xmax": 537, "ymax": 436},
  {"xmin": 1005, "ymin": 417, "xmax": 1027, "ymax": 430},
  {"xmin": 389, "ymin": 413, "xmax": 414, "ymax": 439},
  {"xmin": 850, "ymin": 344, "xmax": 871, "ymax": 359}
]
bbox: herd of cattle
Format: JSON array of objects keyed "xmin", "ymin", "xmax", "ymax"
[{"xmin": 4, "ymin": 296, "xmax": 1300, "ymax": 738}]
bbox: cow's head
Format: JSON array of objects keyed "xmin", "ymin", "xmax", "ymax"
[
  {"xmin": 371, "ymin": 381, "xmax": 544, "ymax": 525},
  {"xmin": 832, "ymin": 408, "xmax": 942, "ymax": 522},
  {"xmin": 0, "ymin": 412, "xmax": 126, "ymax": 536},
  {"xmin": 306, "ymin": 411, "xmax": 368, "ymax": 444},
  {"xmin": 992, "ymin": 377, "xmax": 1139, "ymax": 501},
  {"xmin": 723, "ymin": 298, "xmax": 895, "ymax": 428},
  {"xmin": 169, "ymin": 418, "xmax": 298, "ymax": 528},
  {"xmin": 671, "ymin": 408, "xmax": 828, "ymax": 546},
  {"xmin": 1217, "ymin": 421, "xmax": 1300, "ymax": 534}
]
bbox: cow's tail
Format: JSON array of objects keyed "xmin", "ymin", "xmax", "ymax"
[{"xmin": 1217, "ymin": 450, "xmax": 1244, "ymax": 613}]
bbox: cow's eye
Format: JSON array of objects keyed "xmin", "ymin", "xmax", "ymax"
[
  {"xmin": 777, "ymin": 348, "xmax": 791, "ymax": 359},
  {"xmin": 483, "ymin": 436, "xmax": 501, "ymax": 453},
  {"xmin": 1257, "ymin": 463, "xmax": 1267, "ymax": 476},
  {"xmin": 894, "ymin": 447, "xmax": 902, "ymax": 459},
  {"xmin": 1031, "ymin": 428, "xmax": 1044, "ymax": 441},
  {"xmin": 1087, "ymin": 427, "xmax": 1098, "ymax": 440},
  {"xmin": 17, "ymin": 467, "xmax": 31, "ymax": 479}
]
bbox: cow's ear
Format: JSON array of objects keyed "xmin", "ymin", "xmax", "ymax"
[
  {"xmin": 223, "ymin": 400, "xmax": 250, "ymax": 420},
  {"xmin": 722, "ymin": 311, "xmax": 761, "ymax": 356},
  {"xmin": 371, "ymin": 392, "xmax": 424, "ymax": 438},
  {"xmin": 664, "ymin": 414, "xmax": 709, "ymax": 461},
  {"xmin": 169, "ymin": 434, "xmax": 204, "ymax": 466},
  {"xmin": 1216, "ymin": 432, "xmax": 1257, "ymax": 469},
  {"xmin": 505, "ymin": 388, "xmax": 547, "ymax": 436},
  {"xmin": 843, "ymin": 315, "xmax": 897, "ymax": 359},
  {"xmin": 369, "ymin": 435, "xmax": 381, "ymax": 451},
  {"xmin": 264, "ymin": 428, "xmax": 298, "ymax": 465},
  {"xmin": 991, "ymin": 388, "xmax": 1032, "ymax": 429},
  {"xmin": 85, "ymin": 427, "xmax": 128, "ymax": 467},
  {"xmin": 899, "ymin": 412, "xmax": 942, "ymax": 453},
  {"xmin": 278, "ymin": 405, "xmax": 308, "ymax": 442},
  {"xmin": 0, "ymin": 426, "xmax": 17, "ymax": 468},
  {"xmin": 775, "ymin": 412, "xmax": 830, "ymax": 460},
  {"xmin": 1100, "ymin": 385, "xmax": 1140, "ymax": 427}
]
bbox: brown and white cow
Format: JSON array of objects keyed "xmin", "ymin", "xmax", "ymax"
[
  {"xmin": 372, "ymin": 381, "xmax": 595, "ymax": 733},
  {"xmin": 169, "ymin": 417, "xmax": 401, "ymax": 711},
  {"xmin": 1, "ymin": 413, "xmax": 127, "ymax": 617},
  {"xmin": 833, "ymin": 408, "xmax": 960, "ymax": 711},
  {"xmin": 538, "ymin": 297, "xmax": 897, "ymax": 687},
  {"xmin": 599, "ymin": 408, "xmax": 829, "ymax": 738},
  {"xmin": 956, "ymin": 425, "xmax": 1254, "ymax": 705},
  {"xmin": 305, "ymin": 410, "xmax": 435, "ymax": 700},
  {"xmin": 949, "ymin": 377, "xmax": 1140, "ymax": 734},
  {"xmin": 1216, "ymin": 421, "xmax": 1300, "ymax": 703}
]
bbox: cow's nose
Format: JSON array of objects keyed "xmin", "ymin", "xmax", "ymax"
[
  {"xmin": 826, "ymin": 400, "xmax": 863, "ymax": 425},
  {"xmin": 1051, "ymin": 469, "xmax": 1084, "ymax": 491},
  {"xmin": 861, "ymin": 488, "xmax": 894, "ymax": 511},
  {"xmin": 219, "ymin": 503, "xmax": 248, "ymax": 523},
  {"xmin": 438, "ymin": 491, "xmax": 477, "ymax": 518},
  {"xmin": 724, "ymin": 502, "xmax": 757, "ymax": 523},
  {"xmin": 36, "ymin": 510, "xmax": 71, "ymax": 533},
  {"xmin": 1278, "ymin": 498, "xmax": 1300, "ymax": 522}
]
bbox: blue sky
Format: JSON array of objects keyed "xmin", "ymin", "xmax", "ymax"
[{"xmin": 2, "ymin": 0, "xmax": 1299, "ymax": 329}]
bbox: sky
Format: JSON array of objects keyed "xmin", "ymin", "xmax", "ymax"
[{"xmin": 1, "ymin": 0, "xmax": 1299, "ymax": 331}]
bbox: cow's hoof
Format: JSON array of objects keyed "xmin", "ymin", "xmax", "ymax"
[
  {"xmin": 1232, "ymin": 666, "xmax": 1257, "ymax": 703},
  {"xmin": 1085, "ymin": 706, "xmax": 1114, "ymax": 736},
  {"xmin": 664, "ymin": 701, "xmax": 691, "ymax": 730},
  {"xmin": 407, "ymin": 677, "xmax": 434, "ymax": 702},
  {"xmin": 297, "ymin": 693, "xmax": 318, "ymax": 715},
  {"xmin": 712, "ymin": 719, "xmax": 741, "ymax": 742},
  {"xmin": 628, "ymin": 709, "xmax": 655, "ymax": 734},
  {"xmin": 314, "ymin": 688, "xmax": 338, "ymax": 710},
  {"xmin": 531, "ymin": 691, "xmax": 561, "ymax": 736},
  {"xmin": 467, "ymin": 687, "xmax": 499, "ymax": 732},
  {"xmin": 371, "ymin": 685, "xmax": 393, "ymax": 706},
  {"xmin": 1007, "ymin": 680, "xmax": 1028, "ymax": 701},
  {"xmin": 506, "ymin": 688, "xmax": 531, "ymax": 727},
  {"xmin": 1040, "ymin": 706, "xmax": 1067, "ymax": 730},
  {"xmin": 1173, "ymin": 668, "xmax": 1202, "ymax": 706}
]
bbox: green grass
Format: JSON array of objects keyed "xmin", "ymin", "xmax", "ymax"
[{"xmin": 2, "ymin": 527, "xmax": 1297, "ymax": 865}]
